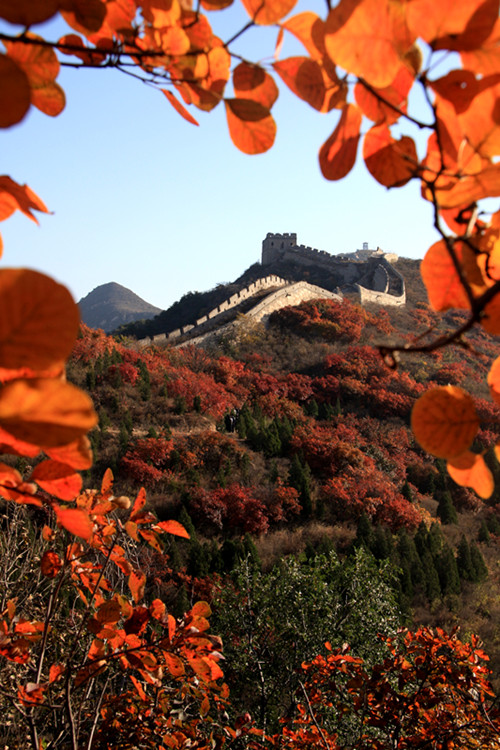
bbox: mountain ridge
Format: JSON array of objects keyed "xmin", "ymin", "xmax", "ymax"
[{"xmin": 78, "ymin": 281, "xmax": 161, "ymax": 332}]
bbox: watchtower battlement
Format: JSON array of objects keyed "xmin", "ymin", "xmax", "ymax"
[
  {"xmin": 260, "ymin": 232, "xmax": 405, "ymax": 306},
  {"xmin": 262, "ymin": 232, "xmax": 297, "ymax": 265}
]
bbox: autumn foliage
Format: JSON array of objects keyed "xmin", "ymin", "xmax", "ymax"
[{"xmin": 2, "ymin": 0, "xmax": 500, "ymax": 747}]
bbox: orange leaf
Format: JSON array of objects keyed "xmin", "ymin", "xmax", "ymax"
[
  {"xmin": 53, "ymin": 505, "xmax": 93, "ymax": 540},
  {"xmin": 164, "ymin": 652, "xmax": 185, "ymax": 677},
  {"xmin": 458, "ymin": 75, "xmax": 500, "ymax": 160},
  {"xmin": 40, "ymin": 550, "xmax": 63, "ymax": 578},
  {"xmin": 150, "ymin": 599, "xmax": 166, "ymax": 621},
  {"xmin": 4, "ymin": 33, "xmax": 65, "ymax": 116},
  {"xmin": 0, "ymin": 55, "xmax": 31, "ymax": 128},
  {"xmin": 128, "ymin": 570, "xmax": 146, "ymax": 603},
  {"xmin": 0, "ymin": 269, "xmax": 80, "ymax": 371},
  {"xmin": 0, "ymin": 462, "xmax": 24, "ymax": 501},
  {"xmin": 130, "ymin": 486, "xmax": 146, "ymax": 520},
  {"xmin": 139, "ymin": 528, "xmax": 163, "ymax": 552},
  {"xmin": 48, "ymin": 664, "xmax": 64, "ymax": 683},
  {"xmin": 0, "ymin": 378, "xmax": 97, "ymax": 447},
  {"xmin": 225, "ymin": 98, "xmax": 276, "ymax": 155},
  {"xmin": 0, "ymin": 176, "xmax": 49, "ymax": 224},
  {"xmin": 420, "ymin": 240, "xmax": 481, "ymax": 311},
  {"xmin": 281, "ymin": 12, "xmax": 326, "ymax": 60},
  {"xmin": 0, "ymin": 425, "xmax": 40, "ymax": 457},
  {"xmin": 129, "ymin": 674, "xmax": 147, "ymax": 701},
  {"xmin": 125, "ymin": 520, "xmax": 140, "ymax": 541},
  {"xmin": 319, "ymin": 103, "xmax": 361, "ymax": 181},
  {"xmin": 191, "ymin": 601, "xmax": 212, "ymax": 617},
  {"xmin": 447, "ymin": 451, "xmax": 494, "ymax": 499},
  {"xmin": 488, "ymin": 356, "xmax": 500, "ymax": 405},
  {"xmin": 188, "ymin": 654, "xmax": 223, "ymax": 682},
  {"xmin": 422, "ymin": 163, "xmax": 500, "ymax": 209},
  {"xmin": 96, "ymin": 598, "xmax": 123, "ymax": 624},
  {"xmin": 155, "ymin": 519, "xmax": 190, "ymax": 538},
  {"xmin": 273, "ymin": 57, "xmax": 325, "ymax": 110},
  {"xmin": 411, "ymin": 385, "xmax": 479, "ymax": 459},
  {"xmin": 0, "ymin": 0, "xmax": 59, "ymax": 25},
  {"xmin": 101, "ymin": 467, "xmax": 113, "ymax": 494},
  {"xmin": 31, "ymin": 459, "xmax": 82, "ymax": 501},
  {"xmin": 240, "ymin": 0, "xmax": 298, "ymax": 25},
  {"xmin": 233, "ymin": 62, "xmax": 279, "ymax": 109},
  {"xmin": 45, "ymin": 436, "xmax": 93, "ymax": 471},
  {"xmin": 406, "ymin": 0, "xmax": 498, "ymax": 52},
  {"xmin": 324, "ymin": 0, "xmax": 414, "ymax": 88},
  {"xmin": 354, "ymin": 66, "xmax": 414, "ymax": 125},
  {"xmin": 162, "ymin": 89, "xmax": 199, "ymax": 126},
  {"xmin": 363, "ymin": 124, "xmax": 418, "ymax": 187},
  {"xmin": 461, "ymin": 18, "xmax": 500, "ymax": 75}
]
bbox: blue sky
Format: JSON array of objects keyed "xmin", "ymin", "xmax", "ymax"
[{"xmin": 0, "ymin": 3, "xmax": 438, "ymax": 311}]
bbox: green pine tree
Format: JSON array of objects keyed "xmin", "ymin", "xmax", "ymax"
[
  {"xmin": 437, "ymin": 491, "xmax": 458, "ymax": 524},
  {"xmin": 456, "ymin": 535, "xmax": 475, "ymax": 582},
  {"xmin": 470, "ymin": 541, "xmax": 488, "ymax": 582}
]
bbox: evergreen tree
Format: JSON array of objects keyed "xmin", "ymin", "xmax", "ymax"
[
  {"xmin": 470, "ymin": 541, "xmax": 489, "ymax": 582},
  {"xmin": 437, "ymin": 491, "xmax": 458, "ymax": 524},
  {"xmin": 86, "ymin": 366, "xmax": 96, "ymax": 391},
  {"xmin": 486, "ymin": 514, "xmax": 500, "ymax": 535},
  {"xmin": 243, "ymin": 534, "xmax": 261, "ymax": 570},
  {"xmin": 372, "ymin": 525, "xmax": 393, "ymax": 560},
  {"xmin": 178, "ymin": 506, "xmax": 196, "ymax": 539},
  {"xmin": 414, "ymin": 522, "xmax": 429, "ymax": 558},
  {"xmin": 401, "ymin": 480, "xmax": 413, "ymax": 503},
  {"xmin": 354, "ymin": 512, "xmax": 375, "ymax": 551},
  {"xmin": 427, "ymin": 522, "xmax": 444, "ymax": 557},
  {"xmin": 456, "ymin": 535, "xmax": 475, "ymax": 582},
  {"xmin": 288, "ymin": 454, "xmax": 313, "ymax": 519},
  {"xmin": 420, "ymin": 549, "xmax": 441, "ymax": 601},
  {"xmin": 436, "ymin": 544, "xmax": 461, "ymax": 596},
  {"xmin": 478, "ymin": 521, "xmax": 491, "ymax": 545},
  {"xmin": 118, "ymin": 423, "xmax": 130, "ymax": 456},
  {"xmin": 187, "ymin": 539, "xmax": 209, "ymax": 577},
  {"xmin": 304, "ymin": 399, "xmax": 319, "ymax": 418},
  {"xmin": 137, "ymin": 360, "xmax": 151, "ymax": 401},
  {"xmin": 193, "ymin": 394, "xmax": 202, "ymax": 412}
]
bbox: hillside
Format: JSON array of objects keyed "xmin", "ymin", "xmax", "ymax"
[
  {"xmin": 65, "ymin": 292, "xmax": 500, "ymax": 705},
  {"xmin": 118, "ymin": 253, "xmax": 414, "ymax": 342},
  {"xmin": 78, "ymin": 281, "xmax": 161, "ymax": 332}
]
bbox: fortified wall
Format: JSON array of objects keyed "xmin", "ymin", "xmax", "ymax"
[
  {"xmin": 136, "ymin": 274, "xmax": 287, "ymax": 349},
  {"xmin": 261, "ymin": 233, "xmax": 405, "ymax": 305},
  {"xmin": 177, "ymin": 281, "xmax": 343, "ymax": 349},
  {"xmin": 136, "ymin": 234, "xmax": 405, "ymax": 349}
]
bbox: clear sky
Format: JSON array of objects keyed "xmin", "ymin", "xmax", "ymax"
[{"xmin": 0, "ymin": 3, "xmax": 438, "ymax": 311}]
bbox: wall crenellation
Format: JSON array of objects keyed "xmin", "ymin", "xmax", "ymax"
[
  {"xmin": 135, "ymin": 236, "xmax": 405, "ymax": 350},
  {"xmin": 136, "ymin": 274, "xmax": 287, "ymax": 349}
]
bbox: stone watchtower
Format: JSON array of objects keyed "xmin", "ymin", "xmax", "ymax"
[{"xmin": 262, "ymin": 232, "xmax": 297, "ymax": 265}]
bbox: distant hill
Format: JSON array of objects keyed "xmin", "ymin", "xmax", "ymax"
[{"xmin": 78, "ymin": 282, "xmax": 161, "ymax": 332}]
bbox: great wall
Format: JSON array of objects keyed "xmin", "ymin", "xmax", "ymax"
[{"xmin": 137, "ymin": 234, "xmax": 405, "ymax": 349}]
